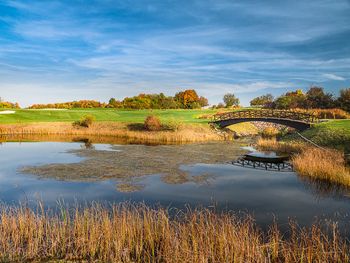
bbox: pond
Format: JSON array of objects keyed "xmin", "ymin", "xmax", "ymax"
[{"xmin": 1, "ymin": 139, "xmax": 350, "ymax": 231}]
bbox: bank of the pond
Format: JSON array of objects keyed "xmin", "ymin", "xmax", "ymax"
[
  {"xmin": 0, "ymin": 122, "xmax": 225, "ymax": 143},
  {"xmin": 287, "ymin": 120, "xmax": 350, "ymax": 152},
  {"xmin": 0, "ymin": 203, "xmax": 348, "ymax": 263}
]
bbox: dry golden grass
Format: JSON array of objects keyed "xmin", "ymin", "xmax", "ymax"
[
  {"xmin": 260, "ymin": 127, "xmax": 279, "ymax": 138},
  {"xmin": 257, "ymin": 138, "xmax": 350, "ymax": 186},
  {"xmin": 0, "ymin": 203, "xmax": 348, "ymax": 262},
  {"xmin": 256, "ymin": 138, "xmax": 305, "ymax": 153},
  {"xmin": 292, "ymin": 147, "xmax": 350, "ymax": 186},
  {"xmin": 0, "ymin": 122, "xmax": 223, "ymax": 143},
  {"xmin": 293, "ymin": 108, "xmax": 350, "ymax": 119}
]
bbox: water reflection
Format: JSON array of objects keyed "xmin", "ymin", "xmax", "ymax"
[
  {"xmin": 233, "ymin": 146, "xmax": 292, "ymax": 172},
  {"xmin": 0, "ymin": 141, "xmax": 349, "ymax": 231},
  {"xmin": 20, "ymin": 142, "xmax": 246, "ymax": 184},
  {"xmin": 300, "ymin": 176, "xmax": 350, "ymax": 200},
  {"xmin": 0, "ymin": 134, "xmax": 187, "ymax": 146}
]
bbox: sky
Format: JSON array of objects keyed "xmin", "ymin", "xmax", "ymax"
[{"xmin": 0, "ymin": 0, "xmax": 349, "ymax": 107}]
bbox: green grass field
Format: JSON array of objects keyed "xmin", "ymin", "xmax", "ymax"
[
  {"xmin": 291, "ymin": 120, "xmax": 350, "ymax": 151},
  {"xmin": 0, "ymin": 108, "xmax": 216, "ymax": 124},
  {"xmin": 1, "ymin": 109, "xmax": 349, "ymax": 142}
]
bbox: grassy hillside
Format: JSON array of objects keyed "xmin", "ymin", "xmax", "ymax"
[
  {"xmin": 288, "ymin": 120, "xmax": 350, "ymax": 152},
  {"xmin": 0, "ymin": 108, "xmax": 216, "ymax": 124}
]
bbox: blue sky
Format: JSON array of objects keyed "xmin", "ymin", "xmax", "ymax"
[{"xmin": 0, "ymin": 0, "xmax": 349, "ymax": 106}]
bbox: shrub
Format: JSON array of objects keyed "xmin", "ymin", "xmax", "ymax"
[
  {"xmin": 144, "ymin": 115, "xmax": 162, "ymax": 131},
  {"xmin": 197, "ymin": 114, "xmax": 214, "ymax": 120},
  {"xmin": 163, "ymin": 118, "xmax": 183, "ymax": 131},
  {"xmin": 73, "ymin": 115, "xmax": 95, "ymax": 128},
  {"xmin": 260, "ymin": 127, "xmax": 279, "ymax": 138}
]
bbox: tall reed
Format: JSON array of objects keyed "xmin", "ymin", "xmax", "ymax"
[
  {"xmin": 0, "ymin": 122, "xmax": 223, "ymax": 143},
  {"xmin": 256, "ymin": 138, "xmax": 305, "ymax": 153},
  {"xmin": 257, "ymin": 138, "xmax": 350, "ymax": 187},
  {"xmin": 0, "ymin": 203, "xmax": 348, "ymax": 262},
  {"xmin": 292, "ymin": 147, "xmax": 350, "ymax": 186}
]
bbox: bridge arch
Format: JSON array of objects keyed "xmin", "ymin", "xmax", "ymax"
[{"xmin": 210, "ymin": 110, "xmax": 318, "ymax": 131}]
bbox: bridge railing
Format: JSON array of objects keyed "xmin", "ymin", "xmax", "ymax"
[{"xmin": 212, "ymin": 109, "xmax": 319, "ymax": 123}]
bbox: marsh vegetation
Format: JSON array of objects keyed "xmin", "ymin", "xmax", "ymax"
[
  {"xmin": 0, "ymin": 203, "xmax": 348, "ymax": 263},
  {"xmin": 257, "ymin": 138, "xmax": 350, "ymax": 187}
]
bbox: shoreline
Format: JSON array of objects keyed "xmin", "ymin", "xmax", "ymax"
[{"xmin": 0, "ymin": 122, "xmax": 227, "ymax": 144}]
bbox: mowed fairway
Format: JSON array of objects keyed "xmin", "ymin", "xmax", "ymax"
[{"xmin": 0, "ymin": 108, "xmax": 217, "ymax": 124}]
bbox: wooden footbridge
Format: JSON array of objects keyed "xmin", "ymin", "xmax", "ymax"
[{"xmin": 210, "ymin": 109, "xmax": 319, "ymax": 131}]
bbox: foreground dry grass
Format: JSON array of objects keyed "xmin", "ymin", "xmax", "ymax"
[
  {"xmin": 0, "ymin": 122, "xmax": 223, "ymax": 143},
  {"xmin": 0, "ymin": 203, "xmax": 348, "ymax": 263},
  {"xmin": 257, "ymin": 138, "xmax": 350, "ymax": 186}
]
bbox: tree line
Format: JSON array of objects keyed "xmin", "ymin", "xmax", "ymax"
[
  {"xmin": 3, "ymin": 86, "xmax": 349, "ymax": 112},
  {"xmin": 28, "ymin": 89, "xmax": 209, "ymax": 110},
  {"xmin": 0, "ymin": 97, "xmax": 20, "ymax": 109},
  {"xmin": 249, "ymin": 87, "xmax": 350, "ymax": 112}
]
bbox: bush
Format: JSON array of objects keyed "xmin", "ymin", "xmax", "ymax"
[
  {"xmin": 144, "ymin": 115, "xmax": 162, "ymax": 131},
  {"xmin": 73, "ymin": 115, "xmax": 95, "ymax": 128},
  {"xmin": 163, "ymin": 118, "xmax": 183, "ymax": 131},
  {"xmin": 260, "ymin": 127, "xmax": 279, "ymax": 138}
]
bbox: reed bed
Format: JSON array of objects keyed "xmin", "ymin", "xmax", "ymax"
[
  {"xmin": 0, "ymin": 122, "xmax": 223, "ymax": 143},
  {"xmin": 257, "ymin": 138, "xmax": 350, "ymax": 187},
  {"xmin": 256, "ymin": 138, "xmax": 305, "ymax": 154},
  {"xmin": 292, "ymin": 147, "xmax": 350, "ymax": 186},
  {"xmin": 0, "ymin": 203, "xmax": 348, "ymax": 262}
]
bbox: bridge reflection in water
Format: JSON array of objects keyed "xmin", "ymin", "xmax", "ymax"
[
  {"xmin": 233, "ymin": 147, "xmax": 293, "ymax": 172},
  {"xmin": 211, "ymin": 109, "xmax": 319, "ymax": 131},
  {"xmin": 233, "ymin": 156, "xmax": 293, "ymax": 172}
]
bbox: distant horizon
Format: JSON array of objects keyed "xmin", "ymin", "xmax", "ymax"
[
  {"xmin": 1, "ymin": 85, "xmax": 347, "ymax": 108},
  {"xmin": 1, "ymin": 0, "xmax": 349, "ymax": 107}
]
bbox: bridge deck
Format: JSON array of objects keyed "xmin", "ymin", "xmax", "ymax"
[
  {"xmin": 212, "ymin": 109, "xmax": 319, "ymax": 123},
  {"xmin": 210, "ymin": 109, "xmax": 319, "ymax": 131}
]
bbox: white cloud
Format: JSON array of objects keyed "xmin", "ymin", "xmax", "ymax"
[{"xmin": 322, "ymin": 73, "xmax": 346, "ymax": 81}]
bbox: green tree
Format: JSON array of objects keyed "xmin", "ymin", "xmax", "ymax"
[
  {"xmin": 223, "ymin": 93, "xmax": 240, "ymax": 107},
  {"xmin": 274, "ymin": 96, "xmax": 293, "ymax": 109},
  {"xmin": 273, "ymin": 89, "xmax": 307, "ymax": 109},
  {"xmin": 338, "ymin": 88, "xmax": 350, "ymax": 112},
  {"xmin": 250, "ymin": 94, "xmax": 274, "ymax": 107}
]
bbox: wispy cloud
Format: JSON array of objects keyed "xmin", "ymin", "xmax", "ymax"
[
  {"xmin": 0, "ymin": 0, "xmax": 349, "ymax": 106},
  {"xmin": 322, "ymin": 73, "xmax": 346, "ymax": 81}
]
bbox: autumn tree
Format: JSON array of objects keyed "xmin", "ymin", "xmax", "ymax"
[
  {"xmin": 198, "ymin": 96, "xmax": 209, "ymax": 107},
  {"xmin": 0, "ymin": 100, "xmax": 20, "ymax": 109},
  {"xmin": 175, "ymin": 89, "xmax": 202, "ymax": 109}
]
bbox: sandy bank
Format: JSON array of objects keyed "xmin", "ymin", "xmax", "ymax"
[{"xmin": 0, "ymin": 110, "xmax": 15, "ymax": 114}]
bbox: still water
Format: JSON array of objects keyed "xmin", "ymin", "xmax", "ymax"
[{"xmin": 0, "ymin": 141, "xmax": 349, "ymax": 230}]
